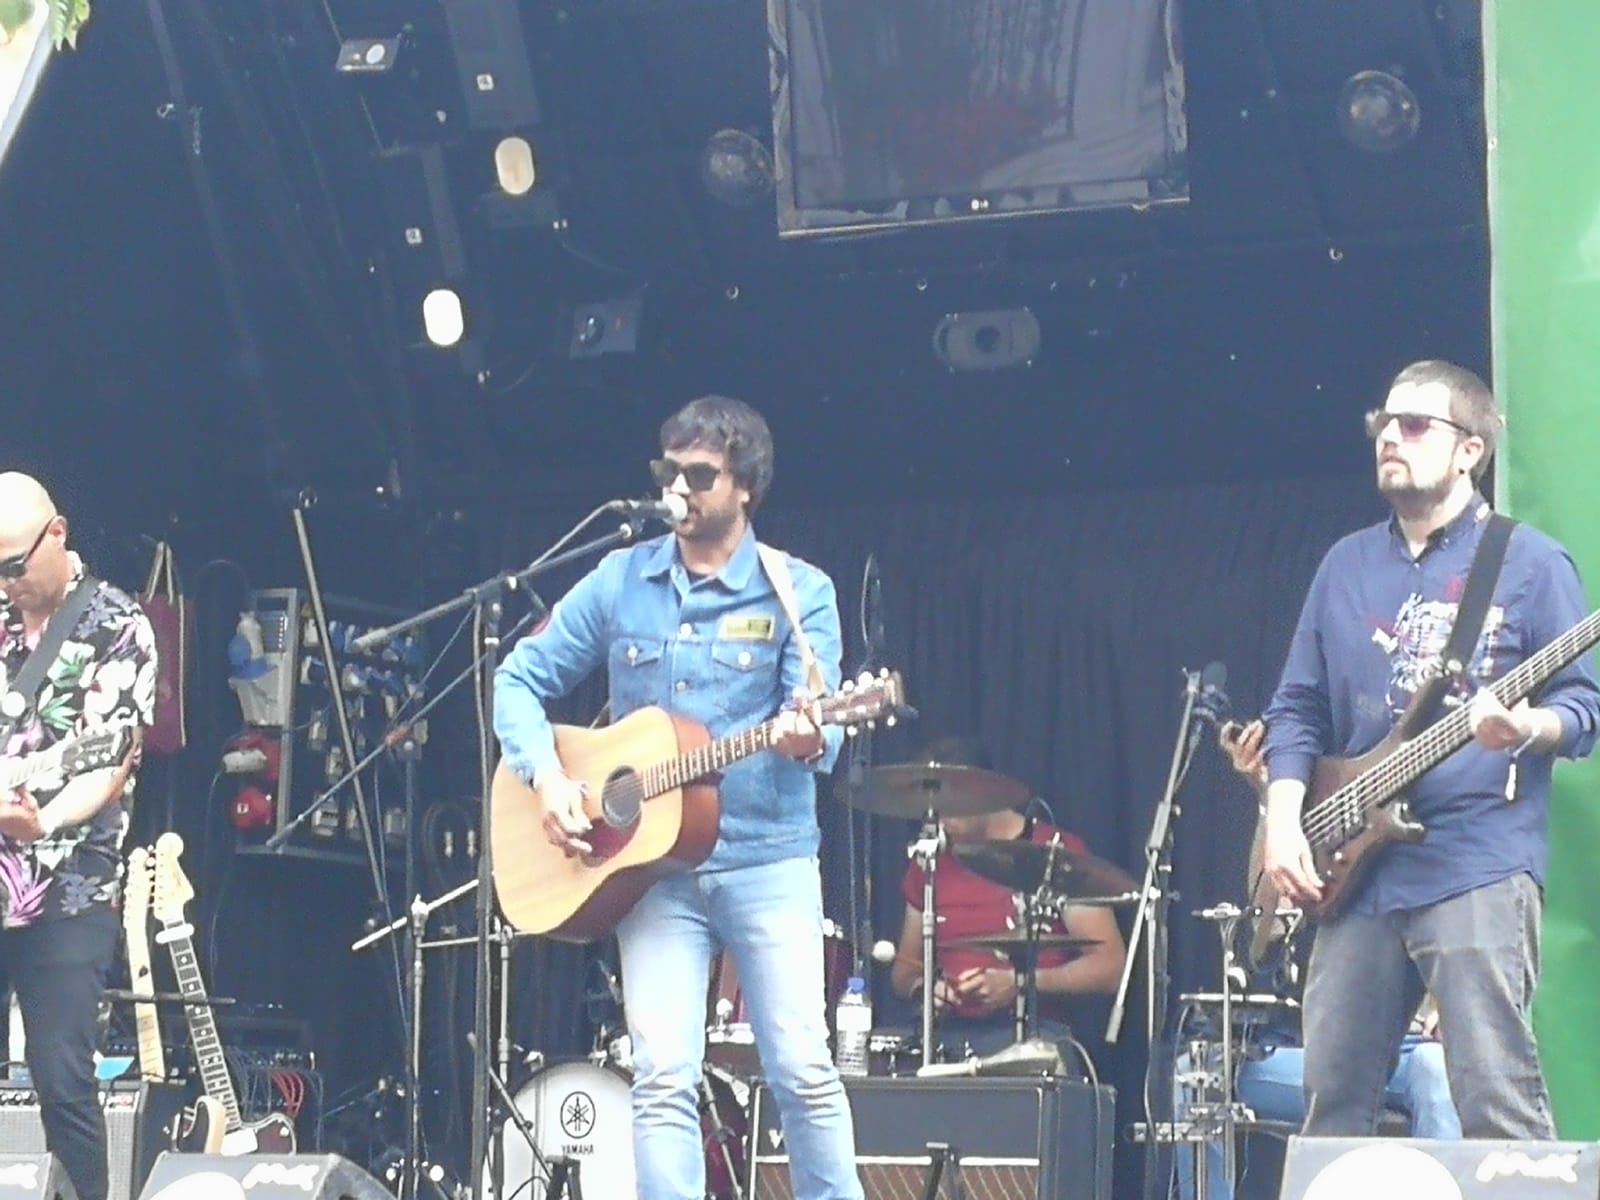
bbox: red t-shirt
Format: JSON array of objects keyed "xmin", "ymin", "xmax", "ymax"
[{"xmin": 901, "ymin": 820, "xmax": 1089, "ymax": 1021}]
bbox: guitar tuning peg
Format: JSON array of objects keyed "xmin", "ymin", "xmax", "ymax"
[
  {"xmin": 858, "ymin": 671, "xmax": 872, "ymax": 686},
  {"xmin": 885, "ymin": 715, "xmax": 898, "ymax": 728},
  {"xmin": 841, "ymin": 679, "xmax": 855, "ymax": 693},
  {"xmin": 845, "ymin": 726, "xmax": 858, "ymax": 738}
]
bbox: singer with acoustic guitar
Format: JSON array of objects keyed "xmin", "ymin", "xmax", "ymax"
[
  {"xmin": 1260, "ymin": 361, "xmax": 1600, "ymax": 1140},
  {"xmin": 494, "ymin": 396, "xmax": 862, "ymax": 1200},
  {"xmin": 0, "ymin": 473, "xmax": 153, "ymax": 1200}
]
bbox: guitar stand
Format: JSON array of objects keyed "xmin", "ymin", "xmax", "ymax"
[
  {"xmin": 477, "ymin": 1037, "xmax": 576, "ymax": 1200},
  {"xmin": 920, "ymin": 1142, "xmax": 963, "ymax": 1200},
  {"xmin": 545, "ymin": 1158, "xmax": 583, "ymax": 1200}
]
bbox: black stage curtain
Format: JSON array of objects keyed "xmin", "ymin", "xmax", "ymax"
[{"xmin": 498, "ymin": 472, "xmax": 1383, "ymax": 1196}]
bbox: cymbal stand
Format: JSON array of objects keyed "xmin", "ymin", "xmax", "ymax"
[{"xmin": 907, "ymin": 814, "xmax": 946, "ymax": 1069}]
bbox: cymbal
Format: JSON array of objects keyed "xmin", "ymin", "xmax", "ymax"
[
  {"xmin": 848, "ymin": 764, "xmax": 1030, "ymax": 819},
  {"xmin": 948, "ymin": 931, "xmax": 1101, "ymax": 953},
  {"xmin": 952, "ymin": 838, "xmax": 1140, "ymax": 900}
]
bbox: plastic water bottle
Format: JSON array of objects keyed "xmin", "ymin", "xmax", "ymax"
[{"xmin": 834, "ymin": 976, "xmax": 871, "ymax": 1078}]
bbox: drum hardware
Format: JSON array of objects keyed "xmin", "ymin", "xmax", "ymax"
[
  {"xmin": 849, "ymin": 763, "xmax": 1029, "ymax": 820},
  {"xmin": 951, "ymin": 837, "xmax": 1142, "ymax": 904}
]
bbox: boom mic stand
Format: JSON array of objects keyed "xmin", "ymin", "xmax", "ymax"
[
  {"xmin": 348, "ymin": 505, "xmax": 659, "ymax": 1200},
  {"xmin": 1104, "ymin": 668, "xmax": 1209, "ymax": 1200}
]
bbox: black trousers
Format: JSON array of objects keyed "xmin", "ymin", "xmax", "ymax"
[{"xmin": 0, "ymin": 908, "xmax": 119, "ymax": 1200}]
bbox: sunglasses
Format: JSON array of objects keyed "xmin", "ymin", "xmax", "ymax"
[
  {"xmin": 1364, "ymin": 409, "xmax": 1473, "ymax": 441},
  {"xmin": 649, "ymin": 458, "xmax": 727, "ymax": 492},
  {"xmin": 0, "ymin": 519, "xmax": 54, "ymax": 582}
]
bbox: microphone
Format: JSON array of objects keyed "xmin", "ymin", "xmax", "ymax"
[
  {"xmin": 1190, "ymin": 660, "xmax": 1231, "ymax": 727},
  {"xmin": 608, "ymin": 494, "xmax": 688, "ymax": 524}
]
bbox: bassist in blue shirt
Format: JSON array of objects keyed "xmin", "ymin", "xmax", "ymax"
[{"xmin": 1261, "ymin": 360, "xmax": 1600, "ymax": 1140}]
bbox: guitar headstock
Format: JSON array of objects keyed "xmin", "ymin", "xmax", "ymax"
[
  {"xmin": 123, "ymin": 844, "xmax": 154, "ymax": 934},
  {"xmin": 151, "ymin": 832, "xmax": 195, "ymax": 925},
  {"xmin": 61, "ymin": 726, "xmax": 133, "ymax": 775},
  {"xmin": 817, "ymin": 669, "xmax": 907, "ymax": 734}
]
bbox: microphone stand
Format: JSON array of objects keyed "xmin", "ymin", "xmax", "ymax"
[
  {"xmin": 349, "ymin": 507, "xmax": 656, "ymax": 1200},
  {"xmin": 1105, "ymin": 669, "xmax": 1209, "ymax": 1200}
]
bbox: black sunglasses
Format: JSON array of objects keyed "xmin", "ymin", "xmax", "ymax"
[
  {"xmin": 649, "ymin": 458, "xmax": 726, "ymax": 492},
  {"xmin": 0, "ymin": 519, "xmax": 54, "ymax": 582},
  {"xmin": 1364, "ymin": 409, "xmax": 1473, "ymax": 441}
]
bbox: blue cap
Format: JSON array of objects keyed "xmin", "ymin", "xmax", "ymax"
[{"xmin": 846, "ymin": 975, "xmax": 866, "ymax": 993}]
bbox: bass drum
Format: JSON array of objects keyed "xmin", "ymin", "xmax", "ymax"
[{"xmin": 488, "ymin": 1058, "xmax": 748, "ymax": 1200}]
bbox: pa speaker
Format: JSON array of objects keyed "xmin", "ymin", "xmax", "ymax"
[
  {"xmin": 0, "ymin": 1154, "xmax": 77, "ymax": 1200},
  {"xmin": 749, "ymin": 1076, "xmax": 1114, "ymax": 1200},
  {"xmin": 1280, "ymin": 1137, "xmax": 1600, "ymax": 1199},
  {"xmin": 0, "ymin": 1082, "xmax": 185, "ymax": 1200}
]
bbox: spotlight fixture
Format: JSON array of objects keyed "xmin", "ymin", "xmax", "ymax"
[
  {"xmin": 1337, "ymin": 70, "xmax": 1421, "ymax": 154},
  {"xmin": 699, "ymin": 128, "xmax": 774, "ymax": 207},
  {"xmin": 336, "ymin": 36, "xmax": 403, "ymax": 75},
  {"xmin": 422, "ymin": 288, "xmax": 466, "ymax": 347},
  {"xmin": 494, "ymin": 135, "xmax": 537, "ymax": 197}
]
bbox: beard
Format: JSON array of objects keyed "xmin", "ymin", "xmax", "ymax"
[
  {"xmin": 1377, "ymin": 462, "xmax": 1456, "ymax": 513},
  {"xmin": 678, "ymin": 499, "xmax": 743, "ymax": 544}
]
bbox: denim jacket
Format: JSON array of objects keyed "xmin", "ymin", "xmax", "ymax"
[{"xmin": 494, "ymin": 525, "xmax": 843, "ymax": 872}]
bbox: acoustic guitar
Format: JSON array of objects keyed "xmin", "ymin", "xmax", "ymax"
[
  {"xmin": 491, "ymin": 671, "xmax": 904, "ymax": 942},
  {"xmin": 1297, "ymin": 606, "xmax": 1600, "ymax": 919},
  {"xmin": 151, "ymin": 831, "xmax": 297, "ymax": 1155}
]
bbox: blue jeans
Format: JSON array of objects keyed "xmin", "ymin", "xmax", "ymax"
[
  {"xmin": 1174, "ymin": 1036, "xmax": 1460, "ymax": 1200},
  {"xmin": 1303, "ymin": 872, "xmax": 1552, "ymax": 1139},
  {"xmin": 617, "ymin": 857, "xmax": 862, "ymax": 1200}
]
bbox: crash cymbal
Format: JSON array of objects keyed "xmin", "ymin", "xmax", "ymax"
[
  {"xmin": 948, "ymin": 931, "xmax": 1101, "ymax": 952},
  {"xmin": 848, "ymin": 763, "xmax": 1030, "ymax": 819},
  {"xmin": 952, "ymin": 838, "xmax": 1140, "ymax": 901}
]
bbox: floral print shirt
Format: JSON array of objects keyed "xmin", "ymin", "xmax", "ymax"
[{"xmin": 0, "ymin": 559, "xmax": 156, "ymax": 926}]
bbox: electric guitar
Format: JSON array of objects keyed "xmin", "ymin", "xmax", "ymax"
[
  {"xmin": 1299, "ymin": 606, "xmax": 1600, "ymax": 919},
  {"xmin": 0, "ymin": 725, "xmax": 133, "ymax": 796},
  {"xmin": 151, "ymin": 832, "xmax": 296, "ymax": 1155},
  {"xmin": 491, "ymin": 670, "xmax": 905, "ymax": 942},
  {"xmin": 121, "ymin": 845, "xmax": 165, "ymax": 1082}
]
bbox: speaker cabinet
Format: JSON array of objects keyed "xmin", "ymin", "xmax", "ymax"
[
  {"xmin": 0, "ymin": 1155, "xmax": 77, "ymax": 1200},
  {"xmin": 1280, "ymin": 1137, "xmax": 1600, "ymax": 1199},
  {"xmin": 748, "ymin": 1076, "xmax": 1114, "ymax": 1200},
  {"xmin": 0, "ymin": 1083, "xmax": 185, "ymax": 1200},
  {"xmin": 136, "ymin": 1153, "xmax": 390, "ymax": 1199}
]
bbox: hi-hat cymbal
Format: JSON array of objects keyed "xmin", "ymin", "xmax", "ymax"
[
  {"xmin": 948, "ymin": 931, "xmax": 1101, "ymax": 953},
  {"xmin": 952, "ymin": 838, "xmax": 1140, "ymax": 901},
  {"xmin": 848, "ymin": 764, "xmax": 1030, "ymax": 819}
]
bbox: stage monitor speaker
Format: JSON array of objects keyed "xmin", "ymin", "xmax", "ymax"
[
  {"xmin": 749, "ymin": 1075, "xmax": 1114, "ymax": 1200},
  {"xmin": 0, "ymin": 1155, "xmax": 77, "ymax": 1200},
  {"xmin": 1280, "ymin": 1137, "xmax": 1600, "ymax": 1199},
  {"xmin": 0, "ymin": 1082, "xmax": 186, "ymax": 1200},
  {"xmin": 136, "ymin": 1153, "xmax": 390, "ymax": 1199}
]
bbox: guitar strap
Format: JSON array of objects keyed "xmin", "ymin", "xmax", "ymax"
[
  {"xmin": 0, "ymin": 576, "xmax": 100, "ymax": 746},
  {"xmin": 1438, "ymin": 510, "xmax": 1516, "ymax": 691},
  {"xmin": 755, "ymin": 543, "xmax": 827, "ymax": 697}
]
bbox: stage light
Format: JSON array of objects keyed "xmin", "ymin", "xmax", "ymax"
[
  {"xmin": 336, "ymin": 36, "xmax": 402, "ymax": 75},
  {"xmin": 422, "ymin": 288, "xmax": 466, "ymax": 347},
  {"xmin": 494, "ymin": 135, "xmax": 537, "ymax": 196},
  {"xmin": 700, "ymin": 128, "xmax": 774, "ymax": 207},
  {"xmin": 1337, "ymin": 70, "xmax": 1420, "ymax": 153}
]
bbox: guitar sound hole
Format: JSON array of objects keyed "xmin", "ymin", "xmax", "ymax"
[{"xmin": 600, "ymin": 769, "xmax": 644, "ymax": 828}]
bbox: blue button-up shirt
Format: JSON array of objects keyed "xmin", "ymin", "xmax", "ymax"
[
  {"xmin": 1264, "ymin": 498, "xmax": 1600, "ymax": 914},
  {"xmin": 494, "ymin": 525, "xmax": 844, "ymax": 872}
]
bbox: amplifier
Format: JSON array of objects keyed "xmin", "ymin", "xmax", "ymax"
[
  {"xmin": 1281, "ymin": 1137, "xmax": 1600, "ymax": 1200},
  {"xmin": 0, "ymin": 1083, "xmax": 187, "ymax": 1200},
  {"xmin": 748, "ymin": 1076, "xmax": 1114, "ymax": 1200}
]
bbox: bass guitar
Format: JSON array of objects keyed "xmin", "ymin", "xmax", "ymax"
[
  {"xmin": 492, "ymin": 670, "xmax": 904, "ymax": 942},
  {"xmin": 152, "ymin": 831, "xmax": 297, "ymax": 1155},
  {"xmin": 1300, "ymin": 607, "xmax": 1600, "ymax": 919}
]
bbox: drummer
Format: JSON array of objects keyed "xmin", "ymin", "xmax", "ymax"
[{"xmin": 887, "ymin": 737, "xmax": 1128, "ymax": 1063}]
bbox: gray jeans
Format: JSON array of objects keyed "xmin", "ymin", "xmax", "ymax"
[{"xmin": 1301, "ymin": 871, "xmax": 1553, "ymax": 1140}]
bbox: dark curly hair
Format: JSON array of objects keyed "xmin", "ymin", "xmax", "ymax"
[{"xmin": 659, "ymin": 394, "xmax": 775, "ymax": 511}]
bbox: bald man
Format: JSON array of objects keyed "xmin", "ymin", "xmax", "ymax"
[{"xmin": 0, "ymin": 474, "xmax": 153, "ymax": 1200}]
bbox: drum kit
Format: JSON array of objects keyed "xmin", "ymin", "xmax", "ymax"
[{"xmin": 494, "ymin": 760, "xmax": 1141, "ymax": 1200}]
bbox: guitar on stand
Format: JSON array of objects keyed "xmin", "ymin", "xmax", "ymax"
[
  {"xmin": 151, "ymin": 832, "xmax": 297, "ymax": 1155},
  {"xmin": 121, "ymin": 846, "xmax": 165, "ymax": 1083},
  {"xmin": 491, "ymin": 671, "xmax": 906, "ymax": 942}
]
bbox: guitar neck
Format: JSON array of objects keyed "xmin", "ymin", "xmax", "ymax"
[
  {"xmin": 160, "ymin": 921, "xmax": 242, "ymax": 1130},
  {"xmin": 124, "ymin": 941, "xmax": 165, "ymax": 1082},
  {"xmin": 638, "ymin": 718, "xmax": 782, "ymax": 798},
  {"xmin": 1309, "ymin": 608, "xmax": 1600, "ymax": 840}
]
